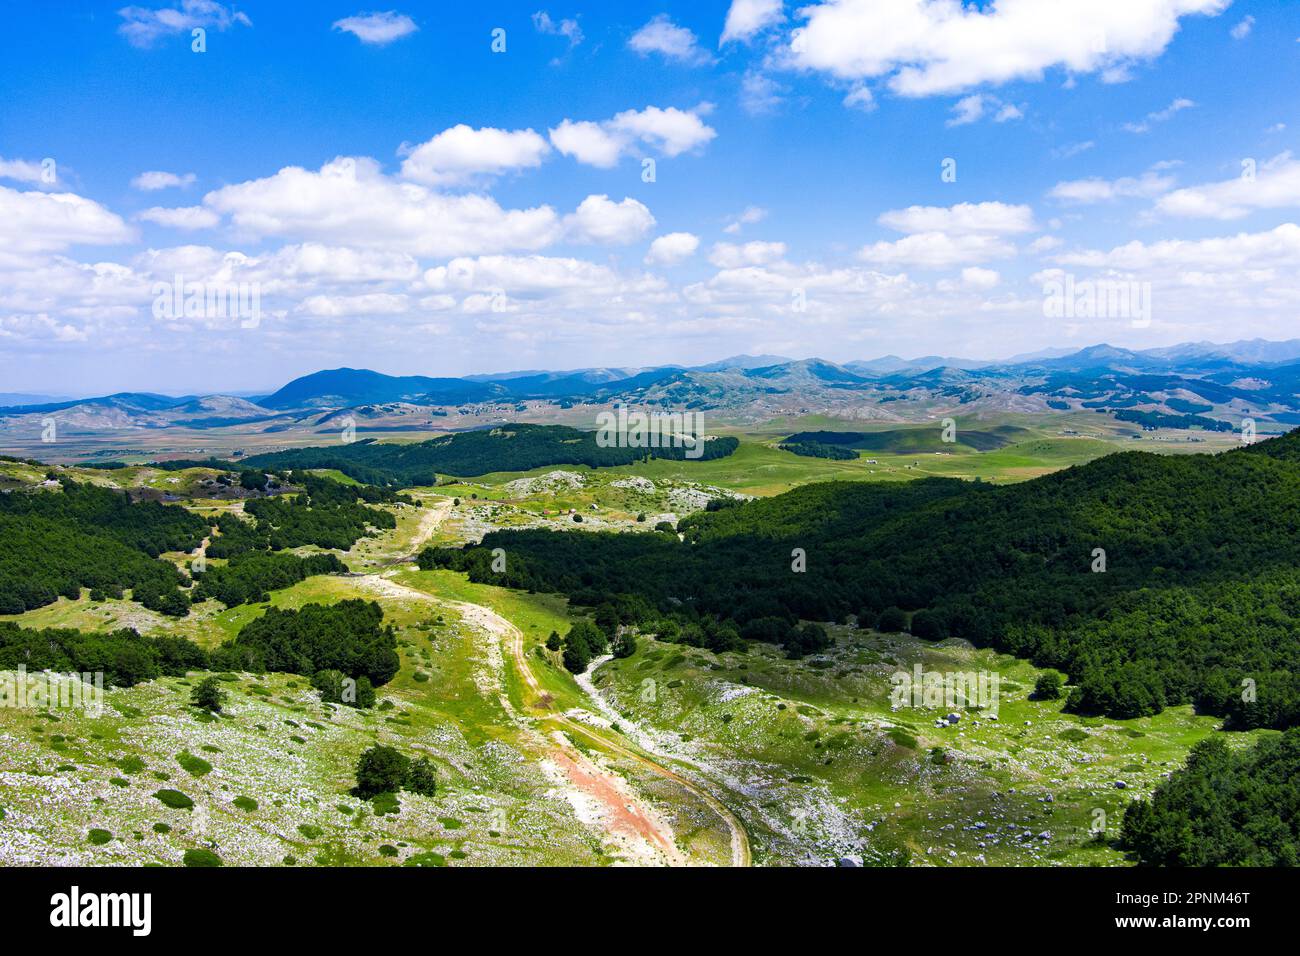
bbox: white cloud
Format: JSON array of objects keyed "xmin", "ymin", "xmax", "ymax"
[
  {"xmin": 425, "ymin": 255, "xmax": 622, "ymax": 294},
  {"xmin": 858, "ymin": 232, "xmax": 1016, "ymax": 268},
  {"xmin": 721, "ymin": 0, "xmax": 784, "ymax": 44},
  {"xmin": 297, "ymin": 292, "xmax": 410, "ymax": 316},
  {"xmin": 563, "ymin": 195, "xmax": 656, "ymax": 245},
  {"xmin": 877, "ymin": 202, "xmax": 1036, "ymax": 235},
  {"xmin": 117, "ymin": 1, "xmax": 251, "ymax": 48},
  {"xmin": 532, "ymin": 11, "xmax": 584, "ymax": 50},
  {"xmin": 628, "ymin": 14, "xmax": 713, "ymax": 65},
  {"xmin": 947, "ymin": 93, "xmax": 1021, "ymax": 126},
  {"xmin": 202, "ymin": 157, "xmax": 563, "ymax": 257},
  {"xmin": 947, "ymin": 94, "xmax": 987, "ymax": 126},
  {"xmin": 645, "ymin": 232, "xmax": 700, "ymax": 266},
  {"xmin": 136, "ymin": 205, "xmax": 220, "ymax": 230},
  {"xmin": 843, "ymin": 85, "xmax": 876, "ymax": 111},
  {"xmin": 547, "ymin": 121, "xmax": 623, "ymax": 168},
  {"xmin": 1049, "ymin": 169, "xmax": 1176, "ymax": 203},
  {"xmin": 132, "ymin": 170, "xmax": 197, "ymax": 191},
  {"xmin": 961, "ymin": 266, "xmax": 1000, "ymax": 288},
  {"xmin": 781, "ymin": 0, "xmax": 1228, "ymax": 97},
  {"xmin": 332, "ymin": 11, "xmax": 418, "ymax": 46},
  {"xmin": 1056, "ymin": 223, "xmax": 1300, "ymax": 270},
  {"xmin": 741, "ymin": 71, "xmax": 786, "ymax": 115},
  {"xmin": 0, "ymin": 158, "xmax": 51, "ymax": 185},
  {"xmin": 1152, "ymin": 153, "xmax": 1300, "ymax": 220},
  {"xmin": 724, "ymin": 205, "xmax": 768, "ymax": 234},
  {"xmin": 1124, "ymin": 97, "xmax": 1195, "ymax": 133},
  {"xmin": 398, "ymin": 125, "xmax": 551, "ymax": 186},
  {"xmin": 868, "ymin": 203, "xmax": 1034, "ymax": 268},
  {"xmin": 549, "ymin": 106, "xmax": 716, "ymax": 167},
  {"xmin": 0, "ymin": 186, "xmax": 135, "ymax": 252},
  {"xmin": 1051, "ymin": 140, "xmax": 1096, "ymax": 160},
  {"xmin": 708, "ymin": 240, "xmax": 788, "ymax": 268},
  {"xmin": 1230, "ymin": 15, "xmax": 1254, "ymax": 39},
  {"xmin": 1028, "ymin": 235, "xmax": 1064, "ymax": 253}
]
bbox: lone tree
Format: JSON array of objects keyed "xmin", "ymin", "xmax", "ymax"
[
  {"xmin": 191, "ymin": 676, "xmax": 226, "ymax": 714},
  {"xmin": 354, "ymin": 745, "xmax": 410, "ymax": 799},
  {"xmin": 1035, "ymin": 672, "xmax": 1064, "ymax": 700}
]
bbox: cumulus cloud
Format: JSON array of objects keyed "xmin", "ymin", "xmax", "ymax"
[
  {"xmin": 859, "ymin": 232, "xmax": 1016, "ymax": 268},
  {"xmin": 961, "ymin": 266, "xmax": 1000, "ymax": 288},
  {"xmin": 549, "ymin": 106, "xmax": 716, "ymax": 167},
  {"xmin": 425, "ymin": 255, "xmax": 622, "ymax": 294},
  {"xmin": 0, "ymin": 186, "xmax": 135, "ymax": 252},
  {"xmin": 1230, "ymin": 15, "xmax": 1254, "ymax": 39},
  {"xmin": 708, "ymin": 240, "xmax": 787, "ymax": 268},
  {"xmin": 297, "ymin": 292, "xmax": 410, "ymax": 316},
  {"xmin": 721, "ymin": 0, "xmax": 784, "ymax": 44},
  {"xmin": 1056, "ymin": 222, "xmax": 1300, "ymax": 270},
  {"xmin": 331, "ymin": 11, "xmax": 418, "ymax": 45},
  {"xmin": 0, "ymin": 158, "xmax": 53, "ymax": 186},
  {"xmin": 946, "ymin": 93, "xmax": 1022, "ymax": 126},
  {"xmin": 563, "ymin": 195, "xmax": 656, "ymax": 245},
  {"xmin": 645, "ymin": 232, "xmax": 700, "ymax": 266},
  {"xmin": 628, "ymin": 14, "xmax": 713, "ymax": 65},
  {"xmin": 202, "ymin": 157, "xmax": 563, "ymax": 257},
  {"xmin": 781, "ymin": 0, "xmax": 1227, "ymax": 97},
  {"xmin": 860, "ymin": 202, "xmax": 1033, "ymax": 268},
  {"xmin": 136, "ymin": 205, "xmax": 220, "ymax": 229},
  {"xmin": 1153, "ymin": 153, "xmax": 1300, "ymax": 220},
  {"xmin": 398, "ymin": 125, "xmax": 551, "ymax": 186},
  {"xmin": 117, "ymin": 1, "xmax": 251, "ymax": 48},
  {"xmin": 1049, "ymin": 169, "xmax": 1176, "ymax": 204},
  {"xmin": 877, "ymin": 202, "xmax": 1036, "ymax": 235}
]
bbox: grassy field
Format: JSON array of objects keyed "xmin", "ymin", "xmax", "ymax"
[{"xmin": 0, "ymin": 425, "xmax": 1266, "ymax": 866}]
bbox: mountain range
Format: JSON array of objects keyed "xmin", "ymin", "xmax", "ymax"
[{"xmin": 4, "ymin": 338, "xmax": 1300, "ymax": 437}]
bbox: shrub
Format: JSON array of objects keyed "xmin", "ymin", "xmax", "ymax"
[
  {"xmin": 405, "ymin": 757, "xmax": 437, "ymax": 797},
  {"xmin": 232, "ymin": 796, "xmax": 258, "ymax": 812},
  {"xmin": 876, "ymin": 607, "xmax": 908, "ymax": 633},
  {"xmin": 191, "ymin": 676, "xmax": 225, "ymax": 714},
  {"xmin": 182, "ymin": 848, "xmax": 223, "ymax": 867},
  {"xmin": 153, "ymin": 789, "xmax": 193, "ymax": 810},
  {"xmin": 354, "ymin": 745, "xmax": 410, "ymax": 799},
  {"xmin": 176, "ymin": 751, "xmax": 213, "ymax": 777},
  {"xmin": 909, "ymin": 609, "xmax": 947, "ymax": 641},
  {"xmin": 1035, "ymin": 672, "xmax": 1064, "ymax": 700},
  {"xmin": 87, "ymin": 829, "xmax": 112, "ymax": 845}
]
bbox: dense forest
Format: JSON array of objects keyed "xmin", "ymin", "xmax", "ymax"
[
  {"xmin": 1121, "ymin": 729, "xmax": 1300, "ymax": 865},
  {"xmin": 0, "ymin": 622, "xmax": 207, "ymax": 687},
  {"xmin": 239, "ymin": 424, "xmax": 739, "ymax": 485},
  {"xmin": 0, "ymin": 472, "xmax": 396, "ymax": 615},
  {"xmin": 0, "ymin": 598, "xmax": 397, "ymax": 692},
  {"xmin": 0, "ymin": 479, "xmax": 207, "ymax": 615},
  {"xmin": 206, "ymin": 473, "xmax": 403, "ymax": 558},
  {"xmin": 211, "ymin": 599, "xmax": 399, "ymax": 685},
  {"xmin": 777, "ymin": 440, "xmax": 859, "ymax": 460},
  {"xmin": 420, "ymin": 429, "xmax": 1300, "ymax": 727},
  {"xmin": 191, "ymin": 551, "xmax": 347, "ymax": 607}
]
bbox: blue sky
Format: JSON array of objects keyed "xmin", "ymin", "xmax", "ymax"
[{"xmin": 1, "ymin": 0, "xmax": 1298, "ymax": 394}]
